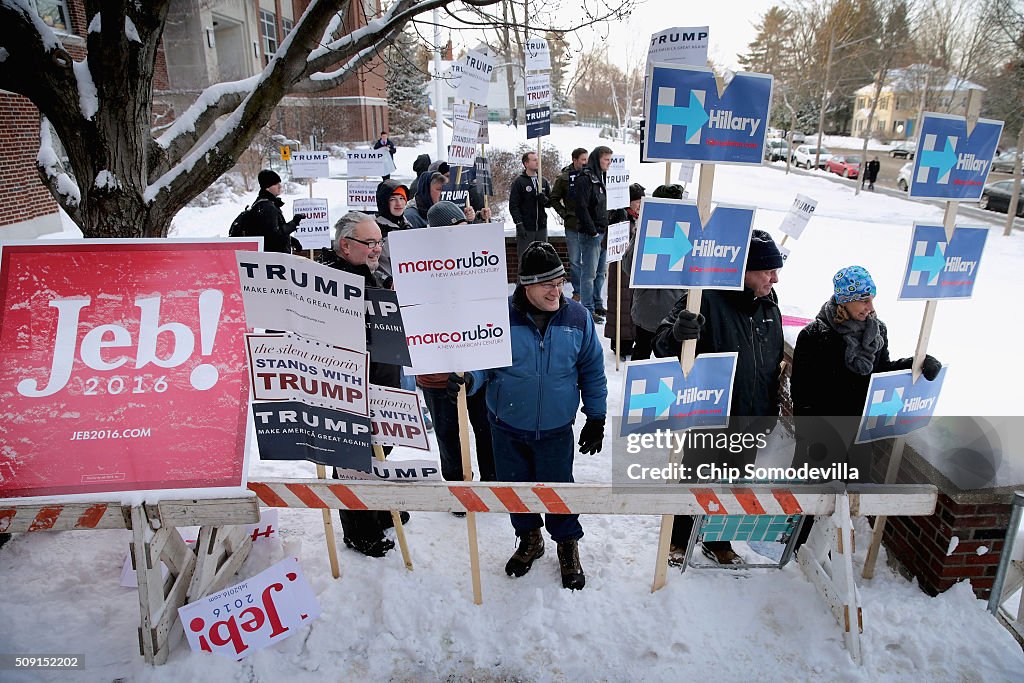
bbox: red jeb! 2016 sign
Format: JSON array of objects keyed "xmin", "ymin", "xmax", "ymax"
[{"xmin": 0, "ymin": 239, "xmax": 257, "ymax": 499}]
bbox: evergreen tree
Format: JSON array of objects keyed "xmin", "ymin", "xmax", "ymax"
[
  {"xmin": 738, "ymin": 6, "xmax": 792, "ymax": 76},
  {"xmin": 385, "ymin": 30, "xmax": 433, "ymax": 144}
]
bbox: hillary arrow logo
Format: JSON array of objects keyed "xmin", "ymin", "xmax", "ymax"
[
  {"xmin": 911, "ymin": 243, "xmax": 946, "ymax": 286},
  {"xmin": 657, "ymin": 90, "xmax": 709, "ymax": 144},
  {"xmin": 644, "ymin": 221, "xmax": 693, "ymax": 269},
  {"xmin": 629, "ymin": 380, "xmax": 676, "ymax": 415},
  {"xmin": 867, "ymin": 389, "xmax": 904, "ymax": 419},
  {"xmin": 920, "ymin": 138, "xmax": 958, "ymax": 181}
]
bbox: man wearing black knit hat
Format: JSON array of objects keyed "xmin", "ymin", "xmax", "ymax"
[
  {"xmin": 652, "ymin": 229, "xmax": 786, "ymax": 567},
  {"xmin": 244, "ymin": 169, "xmax": 306, "ymax": 253},
  {"xmin": 450, "ymin": 241, "xmax": 607, "ymax": 590}
]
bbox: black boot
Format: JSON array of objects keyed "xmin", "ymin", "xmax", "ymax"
[
  {"xmin": 343, "ymin": 535, "xmax": 395, "ymax": 557},
  {"xmin": 557, "ymin": 539, "xmax": 586, "ymax": 590},
  {"xmin": 505, "ymin": 528, "xmax": 545, "ymax": 577}
]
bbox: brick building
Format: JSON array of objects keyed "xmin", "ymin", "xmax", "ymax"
[{"xmin": 0, "ymin": 0, "xmax": 387, "ymax": 238}]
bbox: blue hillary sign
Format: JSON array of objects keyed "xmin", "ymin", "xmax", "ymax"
[
  {"xmin": 629, "ymin": 197, "xmax": 754, "ymax": 289},
  {"xmin": 643, "ymin": 64, "xmax": 772, "ymax": 164},
  {"xmin": 899, "ymin": 223, "xmax": 987, "ymax": 300},
  {"xmin": 856, "ymin": 368, "xmax": 947, "ymax": 444},
  {"xmin": 620, "ymin": 354, "xmax": 737, "ymax": 436},
  {"xmin": 909, "ymin": 113, "xmax": 1003, "ymax": 200}
]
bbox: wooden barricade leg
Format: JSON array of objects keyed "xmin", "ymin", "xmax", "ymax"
[
  {"xmin": 372, "ymin": 444, "xmax": 413, "ymax": 570},
  {"xmin": 316, "ymin": 463, "xmax": 342, "ymax": 578},
  {"xmin": 798, "ymin": 493, "xmax": 863, "ymax": 664}
]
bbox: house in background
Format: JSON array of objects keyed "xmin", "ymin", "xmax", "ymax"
[
  {"xmin": 0, "ymin": 0, "xmax": 386, "ymax": 239},
  {"xmin": 851, "ymin": 65, "xmax": 985, "ymax": 141}
]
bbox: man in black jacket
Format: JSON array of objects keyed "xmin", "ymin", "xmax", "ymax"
[
  {"xmin": 550, "ymin": 147, "xmax": 589, "ymax": 300},
  {"xmin": 575, "ymin": 145, "xmax": 613, "ymax": 322},
  {"xmin": 248, "ymin": 169, "xmax": 306, "ymax": 253},
  {"xmin": 508, "ymin": 151, "xmax": 551, "ymax": 265},
  {"xmin": 652, "ymin": 230, "xmax": 785, "ymax": 566},
  {"xmin": 316, "ymin": 211, "xmax": 405, "ymax": 557}
]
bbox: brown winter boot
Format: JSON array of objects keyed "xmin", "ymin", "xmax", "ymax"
[
  {"xmin": 557, "ymin": 539, "xmax": 586, "ymax": 590},
  {"xmin": 505, "ymin": 528, "xmax": 545, "ymax": 577}
]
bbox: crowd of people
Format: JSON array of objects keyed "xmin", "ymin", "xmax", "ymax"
[{"xmin": 236, "ymin": 134, "xmax": 940, "ymax": 588}]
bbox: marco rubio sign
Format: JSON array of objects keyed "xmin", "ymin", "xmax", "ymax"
[
  {"xmin": 909, "ymin": 113, "xmax": 1003, "ymax": 201},
  {"xmin": 643, "ymin": 64, "xmax": 772, "ymax": 165},
  {"xmin": 0, "ymin": 239, "xmax": 256, "ymax": 498},
  {"xmin": 401, "ymin": 299, "xmax": 512, "ymax": 374},
  {"xmin": 179, "ymin": 557, "xmax": 320, "ymax": 659},
  {"xmin": 629, "ymin": 198, "xmax": 754, "ymax": 290}
]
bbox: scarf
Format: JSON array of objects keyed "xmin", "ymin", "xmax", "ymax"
[{"xmin": 817, "ymin": 298, "xmax": 882, "ymax": 375}]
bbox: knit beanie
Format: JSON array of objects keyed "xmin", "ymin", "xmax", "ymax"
[
  {"xmin": 833, "ymin": 265, "xmax": 877, "ymax": 303},
  {"xmin": 427, "ymin": 201, "xmax": 467, "ymax": 227},
  {"xmin": 629, "ymin": 183, "xmax": 646, "ymax": 201},
  {"xmin": 258, "ymin": 169, "xmax": 282, "ymax": 190},
  {"xmin": 390, "ymin": 185, "xmax": 408, "ymax": 200},
  {"xmin": 746, "ymin": 229, "xmax": 784, "ymax": 271},
  {"xmin": 518, "ymin": 241, "xmax": 566, "ymax": 285},
  {"xmin": 652, "ymin": 184, "xmax": 684, "ymax": 200}
]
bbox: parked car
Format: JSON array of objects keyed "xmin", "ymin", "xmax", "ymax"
[
  {"xmin": 825, "ymin": 155, "xmax": 861, "ymax": 178},
  {"xmin": 791, "ymin": 145, "xmax": 831, "ymax": 169},
  {"xmin": 991, "ymin": 151, "xmax": 1018, "ymax": 174},
  {"xmin": 790, "ymin": 131, "xmax": 806, "ymax": 144},
  {"xmin": 979, "ymin": 179, "xmax": 1024, "ymax": 217},
  {"xmin": 764, "ymin": 139, "xmax": 790, "ymax": 162},
  {"xmin": 896, "ymin": 161, "xmax": 913, "ymax": 191},
  {"xmin": 889, "ymin": 141, "xmax": 917, "ymax": 159}
]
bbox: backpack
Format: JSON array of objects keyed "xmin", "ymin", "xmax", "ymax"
[{"xmin": 228, "ymin": 198, "xmax": 268, "ymax": 237}]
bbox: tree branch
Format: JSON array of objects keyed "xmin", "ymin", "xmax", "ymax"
[{"xmin": 35, "ymin": 116, "xmax": 82, "ymax": 225}]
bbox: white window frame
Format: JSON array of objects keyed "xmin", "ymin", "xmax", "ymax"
[
  {"xmin": 259, "ymin": 9, "xmax": 278, "ymax": 63},
  {"xmin": 30, "ymin": 0, "xmax": 72, "ymax": 35}
]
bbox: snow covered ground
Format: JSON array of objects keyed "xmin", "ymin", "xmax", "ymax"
[{"xmin": 6, "ymin": 124, "xmax": 1024, "ymax": 681}]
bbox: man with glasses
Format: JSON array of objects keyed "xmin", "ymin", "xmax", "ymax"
[
  {"xmin": 451, "ymin": 242, "xmax": 607, "ymax": 590},
  {"xmin": 317, "ymin": 212, "xmax": 405, "ymax": 556}
]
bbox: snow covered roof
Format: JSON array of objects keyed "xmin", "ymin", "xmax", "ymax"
[{"xmin": 854, "ymin": 65, "xmax": 985, "ymax": 95}]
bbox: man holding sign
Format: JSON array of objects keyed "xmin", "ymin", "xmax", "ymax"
[
  {"xmin": 652, "ymin": 230, "xmax": 786, "ymax": 566},
  {"xmin": 453, "ymin": 242, "xmax": 607, "ymax": 590},
  {"xmin": 316, "ymin": 212, "xmax": 406, "ymax": 557},
  {"xmin": 508, "ymin": 151, "xmax": 551, "ymax": 264}
]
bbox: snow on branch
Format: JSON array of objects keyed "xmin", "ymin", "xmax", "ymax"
[
  {"xmin": 36, "ymin": 117, "xmax": 81, "ymax": 208},
  {"xmin": 155, "ymin": 76, "xmax": 260, "ymax": 151},
  {"xmin": 2, "ymin": 0, "xmax": 64, "ymax": 52}
]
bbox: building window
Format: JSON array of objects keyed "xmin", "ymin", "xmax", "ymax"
[
  {"xmin": 856, "ymin": 120, "xmax": 863, "ymax": 132},
  {"xmin": 30, "ymin": 0, "xmax": 71, "ymax": 33},
  {"xmin": 876, "ymin": 119, "xmax": 884, "ymax": 131},
  {"xmin": 282, "ymin": 18, "xmax": 293, "ymax": 36},
  {"xmin": 880, "ymin": 97, "xmax": 890, "ymax": 110},
  {"xmin": 260, "ymin": 9, "xmax": 278, "ymax": 63}
]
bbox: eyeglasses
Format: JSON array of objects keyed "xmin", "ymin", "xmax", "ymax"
[
  {"xmin": 345, "ymin": 236, "xmax": 385, "ymax": 249},
  {"xmin": 532, "ymin": 279, "xmax": 566, "ymax": 292}
]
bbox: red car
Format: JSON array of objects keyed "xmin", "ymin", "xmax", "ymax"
[{"xmin": 825, "ymin": 155, "xmax": 861, "ymax": 178}]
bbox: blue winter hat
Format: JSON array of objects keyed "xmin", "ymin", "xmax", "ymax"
[{"xmin": 833, "ymin": 265, "xmax": 877, "ymax": 303}]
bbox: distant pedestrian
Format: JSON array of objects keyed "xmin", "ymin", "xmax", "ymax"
[
  {"xmin": 373, "ymin": 131, "xmax": 397, "ymax": 180},
  {"xmin": 243, "ymin": 170, "xmax": 306, "ymax": 253},
  {"xmin": 550, "ymin": 147, "xmax": 590, "ymax": 302},
  {"xmin": 508, "ymin": 151, "xmax": 551, "ymax": 265},
  {"xmin": 865, "ymin": 157, "xmax": 880, "ymax": 190},
  {"xmin": 575, "ymin": 145, "xmax": 613, "ymax": 322}
]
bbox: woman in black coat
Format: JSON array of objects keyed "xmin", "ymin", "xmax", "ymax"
[{"xmin": 790, "ymin": 265, "xmax": 941, "ymax": 478}]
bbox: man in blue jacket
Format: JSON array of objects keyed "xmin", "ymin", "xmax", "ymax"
[{"xmin": 453, "ymin": 242, "xmax": 607, "ymax": 590}]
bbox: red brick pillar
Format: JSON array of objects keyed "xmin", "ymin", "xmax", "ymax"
[{"xmin": 883, "ymin": 494, "xmax": 1012, "ymax": 600}]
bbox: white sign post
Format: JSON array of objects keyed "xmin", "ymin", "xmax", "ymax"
[
  {"xmin": 291, "ymin": 151, "xmax": 331, "ymax": 178},
  {"xmin": 347, "ymin": 149, "xmax": 394, "ymax": 177},
  {"xmin": 778, "ymin": 193, "xmax": 818, "ymax": 243},
  {"xmin": 456, "ymin": 48, "xmax": 495, "ymax": 105},
  {"xmin": 607, "ymin": 220, "xmax": 631, "ymax": 372},
  {"xmin": 448, "ymin": 118, "xmax": 481, "ymax": 167},
  {"xmin": 347, "ymin": 180, "xmax": 378, "ymax": 211},
  {"xmin": 292, "ymin": 198, "xmax": 330, "ymax": 250},
  {"xmin": 524, "ymin": 38, "xmax": 551, "ymax": 72},
  {"xmin": 607, "ymin": 155, "xmax": 630, "ymax": 210}
]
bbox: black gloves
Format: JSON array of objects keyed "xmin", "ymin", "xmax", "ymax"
[
  {"xmin": 293, "ymin": 213, "xmax": 308, "ymax": 222},
  {"xmin": 446, "ymin": 372, "xmax": 474, "ymax": 402},
  {"xmin": 921, "ymin": 355, "xmax": 942, "ymax": 381},
  {"xmin": 671, "ymin": 310, "xmax": 704, "ymax": 342},
  {"xmin": 578, "ymin": 418, "xmax": 605, "ymax": 455}
]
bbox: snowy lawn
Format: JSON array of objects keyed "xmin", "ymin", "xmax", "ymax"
[{"xmin": 6, "ymin": 124, "xmax": 1024, "ymax": 681}]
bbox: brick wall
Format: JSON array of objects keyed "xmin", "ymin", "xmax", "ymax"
[
  {"xmin": 0, "ymin": 93, "xmax": 60, "ymax": 229},
  {"xmin": 883, "ymin": 494, "xmax": 1011, "ymax": 599}
]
